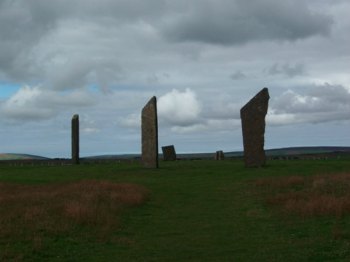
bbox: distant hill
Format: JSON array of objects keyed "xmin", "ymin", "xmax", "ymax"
[
  {"xmin": 0, "ymin": 153, "xmax": 49, "ymax": 161},
  {"xmin": 2, "ymin": 146, "xmax": 350, "ymax": 162},
  {"xmin": 85, "ymin": 146, "xmax": 350, "ymax": 160},
  {"xmin": 82, "ymin": 154, "xmax": 140, "ymax": 160},
  {"xmin": 264, "ymin": 146, "xmax": 350, "ymax": 156}
]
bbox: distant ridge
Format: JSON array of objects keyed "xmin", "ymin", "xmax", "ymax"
[
  {"xmin": 84, "ymin": 146, "xmax": 350, "ymax": 160},
  {"xmin": 83, "ymin": 154, "xmax": 140, "ymax": 160},
  {"xmin": 225, "ymin": 146, "xmax": 350, "ymax": 158},
  {"xmin": 2, "ymin": 146, "xmax": 350, "ymax": 161},
  {"xmin": 0, "ymin": 153, "xmax": 49, "ymax": 161},
  {"xmin": 265, "ymin": 146, "xmax": 350, "ymax": 156}
]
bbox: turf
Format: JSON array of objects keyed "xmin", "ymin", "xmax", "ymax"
[{"xmin": 1, "ymin": 159, "xmax": 350, "ymax": 261}]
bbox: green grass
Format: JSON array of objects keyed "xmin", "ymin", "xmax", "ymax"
[{"xmin": 2, "ymin": 159, "xmax": 350, "ymax": 261}]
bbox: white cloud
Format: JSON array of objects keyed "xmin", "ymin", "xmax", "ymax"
[
  {"xmin": 171, "ymin": 124, "xmax": 207, "ymax": 134},
  {"xmin": 158, "ymin": 88, "xmax": 202, "ymax": 127},
  {"xmin": 1, "ymin": 86, "xmax": 54, "ymax": 120},
  {"xmin": 0, "ymin": 85, "xmax": 96, "ymax": 121},
  {"xmin": 269, "ymin": 83, "xmax": 350, "ymax": 125}
]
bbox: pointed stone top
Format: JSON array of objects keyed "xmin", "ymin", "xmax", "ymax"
[
  {"xmin": 147, "ymin": 96, "xmax": 157, "ymax": 105},
  {"xmin": 142, "ymin": 96, "xmax": 157, "ymax": 113},
  {"xmin": 241, "ymin": 87, "xmax": 269, "ymax": 112}
]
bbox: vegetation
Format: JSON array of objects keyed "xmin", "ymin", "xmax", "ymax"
[{"xmin": 1, "ymin": 158, "xmax": 350, "ymax": 261}]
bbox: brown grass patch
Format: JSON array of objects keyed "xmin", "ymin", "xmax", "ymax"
[
  {"xmin": 0, "ymin": 180, "xmax": 149, "ymax": 257},
  {"xmin": 254, "ymin": 173, "xmax": 350, "ymax": 218}
]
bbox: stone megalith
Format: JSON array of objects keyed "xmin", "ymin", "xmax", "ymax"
[
  {"xmin": 240, "ymin": 88, "xmax": 269, "ymax": 167},
  {"xmin": 215, "ymin": 150, "xmax": 225, "ymax": 160},
  {"xmin": 162, "ymin": 145, "xmax": 177, "ymax": 161},
  {"xmin": 71, "ymin": 114, "xmax": 79, "ymax": 165},
  {"xmin": 141, "ymin": 96, "xmax": 159, "ymax": 168}
]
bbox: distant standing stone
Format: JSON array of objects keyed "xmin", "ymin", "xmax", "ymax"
[
  {"xmin": 71, "ymin": 114, "xmax": 79, "ymax": 165},
  {"xmin": 162, "ymin": 145, "xmax": 177, "ymax": 161},
  {"xmin": 240, "ymin": 88, "xmax": 270, "ymax": 167},
  {"xmin": 215, "ymin": 150, "xmax": 225, "ymax": 160},
  {"xmin": 141, "ymin": 96, "xmax": 159, "ymax": 168}
]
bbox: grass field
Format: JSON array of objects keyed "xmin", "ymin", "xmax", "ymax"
[{"xmin": 1, "ymin": 158, "xmax": 350, "ymax": 261}]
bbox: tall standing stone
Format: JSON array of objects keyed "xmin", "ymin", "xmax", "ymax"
[
  {"xmin": 240, "ymin": 88, "xmax": 269, "ymax": 167},
  {"xmin": 162, "ymin": 145, "xmax": 177, "ymax": 161},
  {"xmin": 141, "ymin": 96, "xmax": 158, "ymax": 168},
  {"xmin": 71, "ymin": 114, "xmax": 79, "ymax": 165}
]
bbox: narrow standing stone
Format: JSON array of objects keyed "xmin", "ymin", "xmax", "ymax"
[
  {"xmin": 240, "ymin": 88, "xmax": 269, "ymax": 167},
  {"xmin": 71, "ymin": 114, "xmax": 79, "ymax": 165},
  {"xmin": 162, "ymin": 145, "xmax": 177, "ymax": 161},
  {"xmin": 141, "ymin": 96, "xmax": 158, "ymax": 168}
]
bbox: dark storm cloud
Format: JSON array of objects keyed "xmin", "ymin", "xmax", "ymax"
[
  {"xmin": 161, "ymin": 0, "xmax": 333, "ymax": 45},
  {"xmin": 0, "ymin": 0, "xmax": 164, "ymax": 84},
  {"xmin": 0, "ymin": 0, "xmax": 336, "ymax": 87}
]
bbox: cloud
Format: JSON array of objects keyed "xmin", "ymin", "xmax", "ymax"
[
  {"xmin": 0, "ymin": 0, "xmax": 349, "ymax": 155},
  {"xmin": 230, "ymin": 71, "xmax": 247, "ymax": 80},
  {"xmin": 118, "ymin": 88, "xmax": 203, "ymax": 130},
  {"xmin": 161, "ymin": 0, "xmax": 333, "ymax": 45},
  {"xmin": 79, "ymin": 115, "xmax": 101, "ymax": 134},
  {"xmin": 269, "ymin": 83, "xmax": 350, "ymax": 125},
  {"xmin": 0, "ymin": 85, "xmax": 96, "ymax": 121},
  {"xmin": 0, "ymin": 0, "xmax": 161, "ymax": 89},
  {"xmin": 119, "ymin": 113, "xmax": 141, "ymax": 128},
  {"xmin": 158, "ymin": 88, "xmax": 202, "ymax": 127},
  {"xmin": 267, "ymin": 62, "xmax": 306, "ymax": 78},
  {"xmin": 170, "ymin": 124, "xmax": 207, "ymax": 134},
  {"xmin": 203, "ymin": 102, "xmax": 241, "ymax": 120}
]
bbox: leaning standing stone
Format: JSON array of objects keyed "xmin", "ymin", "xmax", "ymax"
[
  {"xmin": 141, "ymin": 96, "xmax": 159, "ymax": 168},
  {"xmin": 162, "ymin": 145, "xmax": 177, "ymax": 161},
  {"xmin": 71, "ymin": 114, "xmax": 79, "ymax": 165},
  {"xmin": 240, "ymin": 88, "xmax": 269, "ymax": 167}
]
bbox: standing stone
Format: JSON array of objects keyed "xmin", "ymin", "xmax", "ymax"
[
  {"xmin": 71, "ymin": 114, "xmax": 79, "ymax": 165},
  {"xmin": 215, "ymin": 150, "xmax": 225, "ymax": 160},
  {"xmin": 240, "ymin": 88, "xmax": 269, "ymax": 167},
  {"xmin": 141, "ymin": 96, "xmax": 158, "ymax": 168},
  {"xmin": 162, "ymin": 145, "xmax": 177, "ymax": 161}
]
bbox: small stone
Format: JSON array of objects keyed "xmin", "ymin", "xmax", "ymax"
[
  {"xmin": 215, "ymin": 150, "xmax": 225, "ymax": 160},
  {"xmin": 162, "ymin": 145, "xmax": 177, "ymax": 161}
]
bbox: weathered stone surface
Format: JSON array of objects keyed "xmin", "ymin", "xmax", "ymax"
[
  {"xmin": 162, "ymin": 145, "xmax": 177, "ymax": 161},
  {"xmin": 240, "ymin": 88, "xmax": 269, "ymax": 167},
  {"xmin": 71, "ymin": 114, "xmax": 79, "ymax": 165},
  {"xmin": 141, "ymin": 96, "xmax": 159, "ymax": 168},
  {"xmin": 215, "ymin": 150, "xmax": 225, "ymax": 160}
]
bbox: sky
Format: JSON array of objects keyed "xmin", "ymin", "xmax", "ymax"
[{"xmin": 0, "ymin": 0, "xmax": 350, "ymax": 158}]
